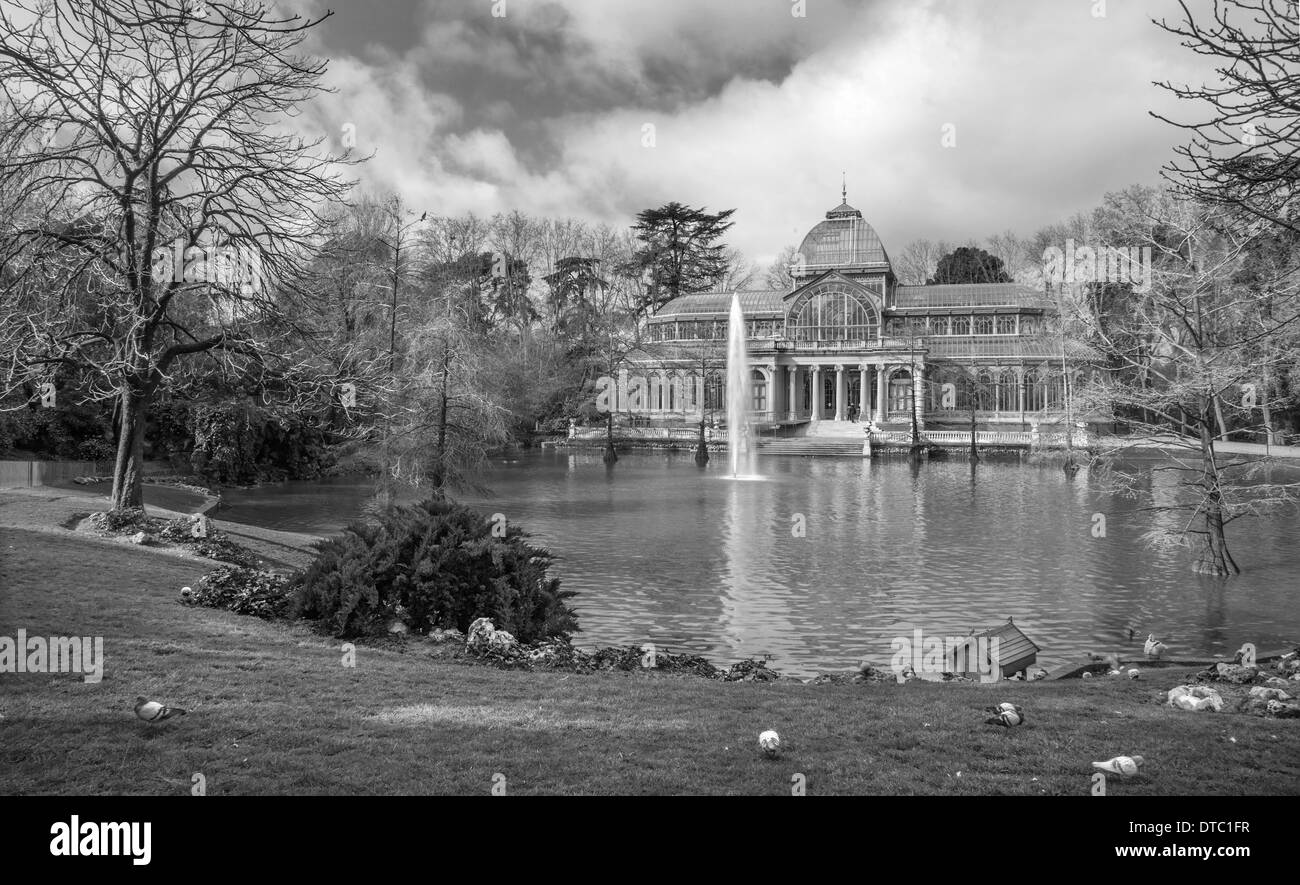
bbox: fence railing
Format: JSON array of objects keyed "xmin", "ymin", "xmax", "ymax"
[
  {"xmin": 871, "ymin": 430, "xmax": 1091, "ymax": 448},
  {"xmin": 570, "ymin": 426, "xmax": 711, "ymax": 442},
  {"xmin": 0, "ymin": 459, "xmax": 110, "ymax": 489}
]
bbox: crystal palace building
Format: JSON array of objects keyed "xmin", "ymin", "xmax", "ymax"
[{"xmin": 622, "ymin": 195, "xmax": 1098, "ymax": 436}]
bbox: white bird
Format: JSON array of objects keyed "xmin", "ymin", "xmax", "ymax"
[
  {"xmin": 758, "ymin": 729, "xmax": 781, "ymax": 758},
  {"xmin": 135, "ymin": 696, "xmax": 186, "ymax": 724},
  {"xmin": 1127, "ymin": 668, "xmax": 1141, "ymax": 680},
  {"xmin": 1092, "ymin": 755, "xmax": 1144, "ymax": 777},
  {"xmin": 982, "ymin": 701, "xmax": 1024, "ymax": 722},
  {"xmin": 1144, "ymin": 634, "xmax": 1169, "ymax": 658}
]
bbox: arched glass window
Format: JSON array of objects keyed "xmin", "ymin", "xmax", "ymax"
[
  {"xmin": 974, "ymin": 369, "xmax": 993, "ymax": 410},
  {"xmin": 1024, "ymin": 367, "xmax": 1044, "ymax": 411},
  {"xmin": 996, "ymin": 369, "xmax": 1018, "ymax": 412},
  {"xmin": 704, "ymin": 372, "xmax": 724, "ymax": 412},
  {"xmin": 889, "ymin": 370, "xmax": 912, "ymax": 413},
  {"xmin": 973, "ymin": 315, "xmax": 994, "ymax": 335},
  {"xmin": 996, "ymin": 315, "xmax": 1017, "ymax": 335},
  {"xmin": 789, "ymin": 283, "xmax": 878, "ymax": 342},
  {"xmin": 952, "ymin": 315, "xmax": 971, "ymax": 335},
  {"xmin": 751, "ymin": 369, "xmax": 767, "ymax": 412},
  {"xmin": 1045, "ymin": 370, "xmax": 1063, "ymax": 409}
]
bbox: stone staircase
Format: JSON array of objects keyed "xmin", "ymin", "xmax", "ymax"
[
  {"xmin": 758, "ymin": 437, "xmax": 866, "ymax": 457},
  {"xmin": 804, "ymin": 419, "xmax": 869, "ymax": 439}
]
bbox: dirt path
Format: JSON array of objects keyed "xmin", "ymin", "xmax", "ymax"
[{"xmin": 0, "ymin": 487, "xmax": 323, "ymax": 571}]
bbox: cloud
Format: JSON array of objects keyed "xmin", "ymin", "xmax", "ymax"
[{"xmin": 286, "ymin": 0, "xmax": 1220, "ymax": 268}]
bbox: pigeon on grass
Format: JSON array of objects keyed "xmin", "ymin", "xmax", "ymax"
[{"xmin": 135, "ymin": 696, "xmax": 187, "ymax": 724}]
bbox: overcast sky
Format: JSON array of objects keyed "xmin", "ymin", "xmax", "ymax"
[{"xmin": 283, "ymin": 0, "xmax": 1217, "ymax": 266}]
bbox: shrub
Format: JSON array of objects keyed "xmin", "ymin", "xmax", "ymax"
[
  {"xmin": 76, "ymin": 437, "xmax": 116, "ymax": 462},
  {"xmin": 292, "ymin": 498, "xmax": 578, "ymax": 642},
  {"xmin": 156, "ymin": 517, "xmax": 258, "ymax": 566},
  {"xmin": 182, "ymin": 567, "xmax": 293, "ymax": 620}
]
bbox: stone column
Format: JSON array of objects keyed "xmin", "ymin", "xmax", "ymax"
[
  {"xmin": 811, "ymin": 366, "xmax": 821, "ymax": 422},
  {"xmin": 834, "ymin": 364, "xmax": 845, "ymax": 421},
  {"xmin": 695, "ymin": 374, "xmax": 705, "ymax": 420},
  {"xmin": 858, "ymin": 364, "xmax": 869, "ymax": 419},
  {"xmin": 913, "ymin": 364, "xmax": 925, "ymax": 429},
  {"xmin": 1017, "ymin": 367, "xmax": 1025, "ymax": 424},
  {"xmin": 875, "ymin": 366, "xmax": 887, "ymax": 424},
  {"xmin": 787, "ymin": 367, "xmax": 797, "ymax": 421}
]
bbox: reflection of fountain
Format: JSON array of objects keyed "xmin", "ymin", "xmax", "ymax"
[{"xmin": 727, "ymin": 293, "xmax": 757, "ymax": 477}]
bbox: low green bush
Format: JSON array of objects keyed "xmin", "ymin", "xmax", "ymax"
[{"xmin": 291, "ymin": 498, "xmax": 578, "ymax": 641}]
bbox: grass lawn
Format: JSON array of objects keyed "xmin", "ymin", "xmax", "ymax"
[{"xmin": 1, "ymin": 525, "xmax": 1298, "ymax": 795}]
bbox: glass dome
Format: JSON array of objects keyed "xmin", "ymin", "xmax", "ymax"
[{"xmin": 796, "ymin": 201, "xmax": 891, "ymax": 271}]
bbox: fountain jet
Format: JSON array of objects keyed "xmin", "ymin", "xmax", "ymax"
[{"xmin": 727, "ymin": 293, "xmax": 756, "ymax": 477}]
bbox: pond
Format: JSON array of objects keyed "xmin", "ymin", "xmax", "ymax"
[{"xmin": 215, "ymin": 449, "xmax": 1300, "ymax": 677}]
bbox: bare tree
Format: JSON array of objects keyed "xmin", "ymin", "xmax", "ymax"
[
  {"xmin": 895, "ymin": 239, "xmax": 950, "ymax": 286},
  {"xmin": 713, "ymin": 246, "xmax": 757, "ymax": 292},
  {"xmin": 764, "ymin": 244, "xmax": 799, "ymax": 291},
  {"xmin": 0, "ymin": 0, "xmax": 356, "ymax": 511},
  {"xmin": 1151, "ymin": 0, "xmax": 1300, "ymax": 236},
  {"xmin": 1068, "ymin": 196, "xmax": 1300, "ymax": 575},
  {"xmin": 986, "ymin": 230, "xmax": 1033, "ymax": 282}
]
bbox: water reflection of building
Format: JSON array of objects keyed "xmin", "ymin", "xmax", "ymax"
[{"xmin": 626, "ymin": 192, "xmax": 1098, "ymax": 435}]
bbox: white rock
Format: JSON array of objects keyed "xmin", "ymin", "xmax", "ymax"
[
  {"xmin": 1168, "ymin": 684, "xmax": 1223, "ymax": 712},
  {"xmin": 1249, "ymin": 686, "xmax": 1291, "ymax": 702},
  {"xmin": 465, "ymin": 617, "xmax": 517, "ymax": 654}
]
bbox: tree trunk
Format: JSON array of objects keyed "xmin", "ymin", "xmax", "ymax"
[
  {"xmin": 968, "ymin": 404, "xmax": 978, "ymax": 462},
  {"xmin": 603, "ymin": 409, "xmax": 618, "ymax": 464},
  {"xmin": 1261, "ymin": 363, "xmax": 1280, "ymax": 446},
  {"xmin": 431, "ymin": 342, "xmax": 451, "ymax": 490},
  {"xmin": 110, "ymin": 386, "xmax": 149, "ymax": 512},
  {"xmin": 1192, "ymin": 417, "xmax": 1240, "ymax": 576},
  {"xmin": 1212, "ymin": 392, "xmax": 1228, "ymax": 442}
]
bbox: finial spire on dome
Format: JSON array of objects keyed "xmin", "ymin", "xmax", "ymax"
[{"xmin": 842, "ymin": 172, "xmax": 846, "ymax": 203}]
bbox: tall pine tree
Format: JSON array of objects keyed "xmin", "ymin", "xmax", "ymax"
[{"xmin": 631, "ymin": 202, "xmax": 736, "ymax": 313}]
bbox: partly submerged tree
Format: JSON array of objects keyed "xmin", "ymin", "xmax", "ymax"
[
  {"xmin": 0, "ymin": 0, "xmax": 356, "ymax": 511},
  {"xmin": 1067, "ymin": 196, "xmax": 1300, "ymax": 576}
]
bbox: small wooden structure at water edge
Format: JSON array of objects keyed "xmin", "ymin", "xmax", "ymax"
[{"xmin": 945, "ymin": 617, "xmax": 1041, "ymax": 680}]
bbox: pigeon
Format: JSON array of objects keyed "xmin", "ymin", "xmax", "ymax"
[
  {"xmin": 982, "ymin": 701, "xmax": 1024, "ymax": 722},
  {"xmin": 1032, "ymin": 669, "xmax": 1048, "ymax": 680},
  {"xmin": 1092, "ymin": 755, "xmax": 1144, "ymax": 777},
  {"xmin": 984, "ymin": 702, "xmax": 1024, "ymax": 716},
  {"xmin": 135, "ymin": 696, "xmax": 186, "ymax": 724},
  {"xmin": 758, "ymin": 729, "xmax": 781, "ymax": 758},
  {"xmin": 1144, "ymin": 634, "xmax": 1169, "ymax": 658},
  {"xmin": 1127, "ymin": 668, "xmax": 1141, "ymax": 680}
]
